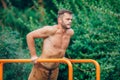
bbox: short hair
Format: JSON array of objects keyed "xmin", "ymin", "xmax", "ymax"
[{"xmin": 58, "ymin": 9, "xmax": 72, "ymax": 18}]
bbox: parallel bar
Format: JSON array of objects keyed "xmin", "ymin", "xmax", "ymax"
[
  {"xmin": 0, "ymin": 63, "xmax": 3, "ymax": 80},
  {"xmin": 0, "ymin": 59, "xmax": 73, "ymax": 80},
  {"xmin": 70, "ymin": 59, "xmax": 100, "ymax": 80},
  {"xmin": 0, "ymin": 59, "xmax": 100, "ymax": 80}
]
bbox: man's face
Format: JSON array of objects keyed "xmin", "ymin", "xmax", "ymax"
[{"xmin": 61, "ymin": 13, "xmax": 72, "ymax": 29}]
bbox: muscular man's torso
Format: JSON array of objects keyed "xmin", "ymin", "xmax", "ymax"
[{"xmin": 39, "ymin": 26, "xmax": 73, "ymax": 69}]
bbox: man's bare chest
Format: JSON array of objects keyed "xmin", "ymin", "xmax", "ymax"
[{"xmin": 49, "ymin": 32, "xmax": 71, "ymax": 49}]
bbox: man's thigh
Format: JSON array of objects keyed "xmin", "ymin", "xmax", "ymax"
[
  {"xmin": 28, "ymin": 65, "xmax": 59, "ymax": 80},
  {"xmin": 50, "ymin": 68, "xmax": 59, "ymax": 80}
]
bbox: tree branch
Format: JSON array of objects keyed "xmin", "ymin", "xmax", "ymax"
[{"xmin": 1, "ymin": 0, "xmax": 7, "ymax": 8}]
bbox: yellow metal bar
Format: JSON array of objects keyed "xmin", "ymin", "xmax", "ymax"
[
  {"xmin": 70, "ymin": 59, "xmax": 100, "ymax": 80},
  {"xmin": 0, "ymin": 63, "xmax": 3, "ymax": 80},
  {"xmin": 0, "ymin": 59, "xmax": 73, "ymax": 80}
]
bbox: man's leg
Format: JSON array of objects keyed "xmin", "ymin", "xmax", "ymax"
[
  {"xmin": 28, "ymin": 65, "xmax": 46, "ymax": 80},
  {"xmin": 50, "ymin": 68, "xmax": 59, "ymax": 80},
  {"xmin": 28, "ymin": 64, "xmax": 59, "ymax": 80}
]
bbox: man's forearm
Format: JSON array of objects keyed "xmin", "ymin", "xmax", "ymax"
[{"xmin": 26, "ymin": 34, "xmax": 37, "ymax": 57}]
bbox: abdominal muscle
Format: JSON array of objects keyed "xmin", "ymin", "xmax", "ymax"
[{"xmin": 38, "ymin": 42, "xmax": 66, "ymax": 69}]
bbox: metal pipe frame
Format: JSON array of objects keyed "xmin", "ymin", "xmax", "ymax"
[
  {"xmin": 0, "ymin": 59, "xmax": 100, "ymax": 80},
  {"xmin": 0, "ymin": 59, "xmax": 73, "ymax": 80}
]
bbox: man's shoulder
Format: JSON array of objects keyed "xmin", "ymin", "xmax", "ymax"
[
  {"xmin": 42, "ymin": 25, "xmax": 57, "ymax": 34},
  {"xmin": 42, "ymin": 25, "xmax": 57, "ymax": 29},
  {"xmin": 66, "ymin": 28, "xmax": 74, "ymax": 36}
]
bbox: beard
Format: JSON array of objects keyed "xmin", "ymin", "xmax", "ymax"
[
  {"xmin": 62, "ymin": 24, "xmax": 68, "ymax": 29},
  {"xmin": 61, "ymin": 21, "xmax": 70, "ymax": 29}
]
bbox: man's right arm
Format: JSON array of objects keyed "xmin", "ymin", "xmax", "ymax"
[
  {"xmin": 26, "ymin": 33, "xmax": 37, "ymax": 58},
  {"xmin": 26, "ymin": 26, "xmax": 57, "ymax": 60}
]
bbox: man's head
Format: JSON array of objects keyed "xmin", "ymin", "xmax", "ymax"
[{"xmin": 57, "ymin": 9, "xmax": 73, "ymax": 29}]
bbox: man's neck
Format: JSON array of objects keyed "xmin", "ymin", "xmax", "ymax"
[{"xmin": 57, "ymin": 24, "xmax": 68, "ymax": 30}]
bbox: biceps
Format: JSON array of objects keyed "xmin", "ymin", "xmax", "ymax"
[
  {"xmin": 29, "ymin": 29, "xmax": 48, "ymax": 38},
  {"xmin": 30, "ymin": 31, "xmax": 47, "ymax": 38}
]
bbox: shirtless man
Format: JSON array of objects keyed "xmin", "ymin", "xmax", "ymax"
[{"xmin": 26, "ymin": 9, "xmax": 74, "ymax": 80}]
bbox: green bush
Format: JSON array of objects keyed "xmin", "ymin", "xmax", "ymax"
[
  {"xmin": 0, "ymin": 0, "xmax": 120, "ymax": 80},
  {"xmin": 0, "ymin": 27, "xmax": 31, "ymax": 80}
]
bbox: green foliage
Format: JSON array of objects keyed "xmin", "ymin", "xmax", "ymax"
[
  {"xmin": 48, "ymin": 0, "xmax": 120, "ymax": 80},
  {"xmin": 0, "ymin": 27, "xmax": 21, "ymax": 58},
  {"xmin": 0, "ymin": 0, "xmax": 120, "ymax": 80},
  {"xmin": 0, "ymin": 27, "xmax": 31, "ymax": 80}
]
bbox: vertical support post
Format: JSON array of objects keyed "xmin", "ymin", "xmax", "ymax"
[
  {"xmin": 66, "ymin": 59, "xmax": 73, "ymax": 80},
  {"xmin": 94, "ymin": 61, "xmax": 100, "ymax": 80},
  {"xmin": 0, "ymin": 63, "xmax": 3, "ymax": 80},
  {"xmin": 70, "ymin": 59, "xmax": 100, "ymax": 80}
]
